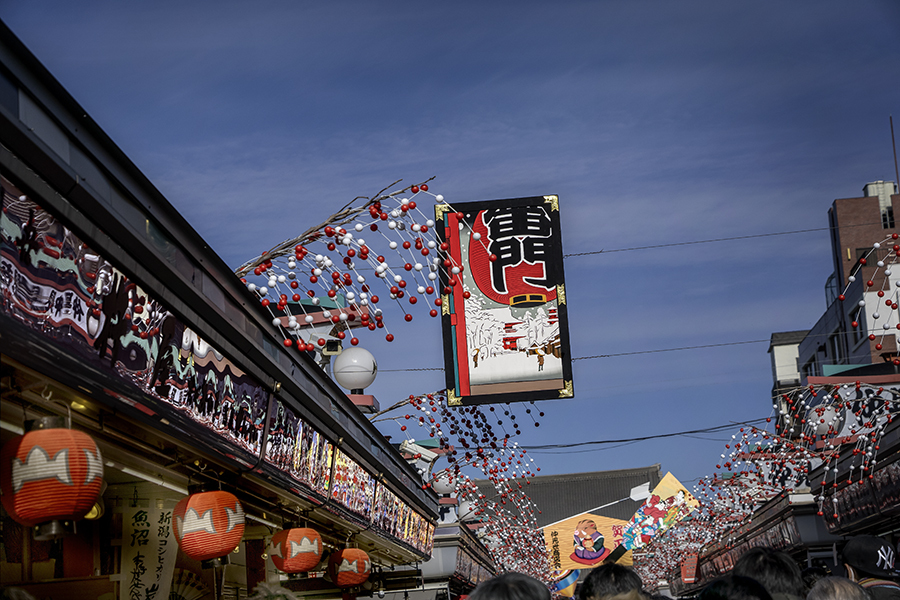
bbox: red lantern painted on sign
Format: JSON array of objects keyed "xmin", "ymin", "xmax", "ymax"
[
  {"xmin": 467, "ymin": 207, "xmax": 560, "ymax": 307},
  {"xmin": 0, "ymin": 417, "xmax": 104, "ymax": 538},
  {"xmin": 328, "ymin": 547, "xmax": 371, "ymax": 587},
  {"xmin": 270, "ymin": 527, "xmax": 323, "ymax": 573},
  {"xmin": 174, "ymin": 490, "xmax": 245, "ymax": 563}
]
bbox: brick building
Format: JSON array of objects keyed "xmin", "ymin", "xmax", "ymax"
[{"xmin": 789, "ymin": 181, "xmax": 900, "ymax": 383}]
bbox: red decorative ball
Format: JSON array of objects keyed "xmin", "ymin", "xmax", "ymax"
[
  {"xmin": 328, "ymin": 548, "xmax": 371, "ymax": 587},
  {"xmin": 270, "ymin": 527, "xmax": 322, "ymax": 574},
  {"xmin": 174, "ymin": 491, "xmax": 245, "ymax": 562},
  {"xmin": 0, "ymin": 425, "xmax": 104, "ymax": 528}
]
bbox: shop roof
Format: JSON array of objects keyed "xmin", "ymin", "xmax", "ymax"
[{"xmin": 474, "ymin": 464, "xmax": 662, "ymax": 525}]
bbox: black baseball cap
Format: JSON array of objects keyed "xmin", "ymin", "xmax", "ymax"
[{"xmin": 842, "ymin": 535, "xmax": 900, "ymax": 579}]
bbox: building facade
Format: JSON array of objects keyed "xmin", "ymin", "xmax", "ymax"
[{"xmin": 0, "ymin": 19, "xmax": 437, "ymax": 599}]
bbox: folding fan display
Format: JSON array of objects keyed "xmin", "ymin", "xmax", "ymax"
[{"xmin": 169, "ymin": 568, "xmax": 211, "ymax": 600}]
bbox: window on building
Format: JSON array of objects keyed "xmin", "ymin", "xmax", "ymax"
[
  {"xmin": 828, "ymin": 333, "xmax": 843, "ymax": 363},
  {"xmin": 883, "ymin": 207, "xmax": 895, "ymax": 229}
]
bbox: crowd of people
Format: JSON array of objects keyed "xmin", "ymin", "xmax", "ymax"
[{"xmin": 467, "ymin": 535, "xmax": 900, "ymax": 600}]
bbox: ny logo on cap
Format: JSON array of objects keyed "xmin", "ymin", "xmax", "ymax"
[{"xmin": 876, "ymin": 545, "xmax": 895, "ymax": 571}]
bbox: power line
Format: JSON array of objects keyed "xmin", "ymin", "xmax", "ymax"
[
  {"xmin": 377, "ymin": 323, "xmax": 871, "ymax": 372},
  {"xmin": 562, "ymin": 219, "xmax": 887, "ymax": 258},
  {"xmin": 573, "ymin": 339, "xmax": 769, "ymax": 360},
  {"xmin": 523, "ymin": 419, "xmax": 768, "ymax": 451},
  {"xmin": 562, "ymin": 227, "xmax": 830, "ymax": 257}
]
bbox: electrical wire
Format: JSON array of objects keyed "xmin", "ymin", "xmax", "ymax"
[
  {"xmin": 562, "ymin": 220, "xmax": 885, "ymax": 258},
  {"xmin": 521, "ymin": 419, "xmax": 768, "ymax": 451}
]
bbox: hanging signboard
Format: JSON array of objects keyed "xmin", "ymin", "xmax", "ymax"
[
  {"xmin": 681, "ymin": 554, "xmax": 699, "ymax": 584},
  {"xmin": 543, "ymin": 513, "xmax": 632, "ymax": 571},
  {"xmin": 436, "ymin": 196, "xmax": 573, "ymax": 405},
  {"xmin": 619, "ymin": 472, "xmax": 699, "ymax": 551},
  {"xmin": 120, "ymin": 506, "xmax": 179, "ymax": 600}
]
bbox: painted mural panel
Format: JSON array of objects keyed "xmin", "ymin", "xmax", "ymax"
[
  {"xmin": 372, "ymin": 482, "xmax": 435, "ymax": 554},
  {"xmin": 331, "ymin": 448, "xmax": 375, "ymax": 521},
  {"xmin": 1, "ymin": 179, "xmax": 267, "ymax": 458},
  {"xmin": 264, "ymin": 398, "xmax": 333, "ymax": 499}
]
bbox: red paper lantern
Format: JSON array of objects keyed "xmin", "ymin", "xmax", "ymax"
[
  {"xmin": 174, "ymin": 490, "xmax": 245, "ymax": 562},
  {"xmin": 270, "ymin": 527, "xmax": 323, "ymax": 573},
  {"xmin": 0, "ymin": 418, "xmax": 104, "ymax": 534},
  {"xmin": 328, "ymin": 547, "xmax": 371, "ymax": 587}
]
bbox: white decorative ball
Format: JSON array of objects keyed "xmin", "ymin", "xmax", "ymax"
[{"xmin": 333, "ymin": 347, "xmax": 378, "ymax": 391}]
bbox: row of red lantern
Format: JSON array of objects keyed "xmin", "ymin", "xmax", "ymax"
[
  {"xmin": 269, "ymin": 526, "xmax": 371, "ymax": 585},
  {"xmin": 1, "ymin": 422, "xmax": 370, "ymax": 585}
]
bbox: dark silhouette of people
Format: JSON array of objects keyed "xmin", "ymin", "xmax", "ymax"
[
  {"xmin": 579, "ymin": 563, "xmax": 644, "ymax": 600},
  {"xmin": 699, "ymin": 574, "xmax": 773, "ymax": 600},
  {"xmin": 732, "ymin": 547, "xmax": 804, "ymax": 600},
  {"xmin": 469, "ymin": 572, "xmax": 550, "ymax": 600}
]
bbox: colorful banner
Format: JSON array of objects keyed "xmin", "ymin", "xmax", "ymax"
[
  {"xmin": 120, "ymin": 507, "xmax": 179, "ymax": 600},
  {"xmin": 436, "ymin": 196, "xmax": 573, "ymax": 405},
  {"xmin": 543, "ymin": 513, "xmax": 631, "ymax": 570},
  {"xmin": 619, "ymin": 472, "xmax": 698, "ymax": 551},
  {"xmin": 550, "ymin": 570, "xmax": 581, "ymax": 597}
]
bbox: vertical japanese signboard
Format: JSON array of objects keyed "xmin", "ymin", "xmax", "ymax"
[
  {"xmin": 120, "ymin": 507, "xmax": 178, "ymax": 600},
  {"xmin": 436, "ymin": 196, "xmax": 573, "ymax": 405}
]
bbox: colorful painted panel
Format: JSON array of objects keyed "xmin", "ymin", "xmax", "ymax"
[
  {"xmin": 264, "ymin": 399, "xmax": 334, "ymax": 498},
  {"xmin": 619, "ymin": 472, "xmax": 699, "ymax": 551},
  {"xmin": 372, "ymin": 484, "xmax": 435, "ymax": 554},
  {"xmin": 332, "ymin": 448, "xmax": 375, "ymax": 520},
  {"xmin": 543, "ymin": 513, "xmax": 631, "ymax": 571},
  {"xmin": 436, "ymin": 196, "xmax": 573, "ymax": 405},
  {"xmin": 1, "ymin": 179, "xmax": 267, "ymax": 458}
]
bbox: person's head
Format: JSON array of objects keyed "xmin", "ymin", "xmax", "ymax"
[
  {"xmin": 468, "ymin": 572, "xmax": 550, "ymax": 600},
  {"xmin": 807, "ymin": 576, "xmax": 873, "ymax": 600},
  {"xmin": 578, "ymin": 564, "xmax": 643, "ymax": 600},
  {"xmin": 732, "ymin": 547, "xmax": 804, "ymax": 598},
  {"xmin": 698, "ymin": 575, "xmax": 773, "ymax": 600},
  {"xmin": 841, "ymin": 535, "xmax": 900, "ymax": 582},
  {"xmin": 801, "ymin": 566, "xmax": 832, "ymax": 595}
]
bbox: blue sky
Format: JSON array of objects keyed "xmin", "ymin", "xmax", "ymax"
[{"xmin": 3, "ymin": 1, "xmax": 900, "ymax": 489}]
